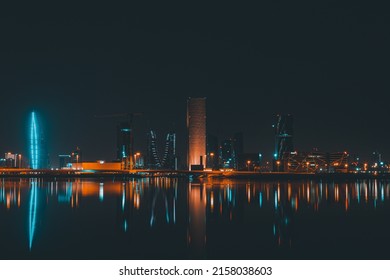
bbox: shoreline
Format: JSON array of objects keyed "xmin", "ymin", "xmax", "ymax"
[{"xmin": 1, "ymin": 169, "xmax": 390, "ymax": 180}]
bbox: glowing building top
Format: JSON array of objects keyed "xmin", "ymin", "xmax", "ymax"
[{"xmin": 187, "ymin": 97, "xmax": 206, "ymax": 170}]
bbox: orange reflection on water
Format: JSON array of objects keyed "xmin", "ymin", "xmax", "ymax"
[
  {"xmin": 188, "ymin": 183, "xmax": 206, "ymax": 256},
  {"xmin": 6, "ymin": 194, "xmax": 10, "ymax": 209},
  {"xmin": 247, "ymin": 185, "xmax": 251, "ymax": 203},
  {"xmin": 210, "ymin": 191, "xmax": 214, "ymax": 212}
]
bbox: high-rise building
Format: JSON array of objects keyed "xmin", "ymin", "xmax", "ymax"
[
  {"xmin": 146, "ymin": 130, "xmax": 161, "ymax": 169},
  {"xmin": 29, "ymin": 112, "xmax": 49, "ymax": 169},
  {"xmin": 146, "ymin": 130, "xmax": 177, "ymax": 170},
  {"xmin": 116, "ymin": 122, "xmax": 133, "ymax": 169},
  {"xmin": 233, "ymin": 132, "xmax": 244, "ymax": 156},
  {"xmin": 187, "ymin": 97, "xmax": 206, "ymax": 170},
  {"xmin": 273, "ymin": 114, "xmax": 294, "ymax": 171},
  {"xmin": 161, "ymin": 131, "xmax": 176, "ymax": 170},
  {"xmin": 4, "ymin": 153, "xmax": 23, "ymax": 168},
  {"xmin": 220, "ymin": 139, "xmax": 235, "ymax": 169}
]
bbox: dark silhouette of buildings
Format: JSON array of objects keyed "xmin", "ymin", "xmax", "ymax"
[
  {"xmin": 146, "ymin": 130, "xmax": 177, "ymax": 170},
  {"xmin": 206, "ymin": 134, "xmax": 219, "ymax": 169},
  {"xmin": 233, "ymin": 132, "xmax": 244, "ymax": 156},
  {"xmin": 274, "ymin": 114, "xmax": 294, "ymax": 171},
  {"xmin": 236, "ymin": 153, "xmax": 262, "ymax": 171},
  {"xmin": 116, "ymin": 122, "xmax": 133, "ymax": 169},
  {"xmin": 220, "ymin": 139, "xmax": 236, "ymax": 169},
  {"xmin": 58, "ymin": 154, "xmax": 71, "ymax": 169}
]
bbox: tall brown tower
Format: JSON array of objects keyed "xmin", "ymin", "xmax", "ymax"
[{"xmin": 187, "ymin": 97, "xmax": 206, "ymax": 170}]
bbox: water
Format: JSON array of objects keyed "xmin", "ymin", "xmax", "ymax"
[{"xmin": 1, "ymin": 177, "xmax": 390, "ymax": 259}]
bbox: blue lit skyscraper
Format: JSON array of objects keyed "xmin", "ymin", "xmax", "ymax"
[
  {"xmin": 29, "ymin": 112, "xmax": 49, "ymax": 169},
  {"xmin": 30, "ymin": 112, "xmax": 39, "ymax": 169}
]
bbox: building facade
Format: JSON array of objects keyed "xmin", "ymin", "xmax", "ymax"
[
  {"xmin": 29, "ymin": 111, "xmax": 49, "ymax": 169},
  {"xmin": 274, "ymin": 114, "xmax": 294, "ymax": 171},
  {"xmin": 116, "ymin": 122, "xmax": 133, "ymax": 169},
  {"xmin": 187, "ymin": 97, "xmax": 206, "ymax": 170},
  {"xmin": 146, "ymin": 130, "xmax": 177, "ymax": 170}
]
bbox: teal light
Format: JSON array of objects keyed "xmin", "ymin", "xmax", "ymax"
[
  {"xmin": 30, "ymin": 112, "xmax": 39, "ymax": 169},
  {"xmin": 28, "ymin": 179, "xmax": 38, "ymax": 250},
  {"xmin": 259, "ymin": 192, "xmax": 263, "ymax": 208},
  {"xmin": 99, "ymin": 183, "xmax": 104, "ymax": 202}
]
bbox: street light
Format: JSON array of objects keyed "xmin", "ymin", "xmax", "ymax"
[{"xmin": 247, "ymin": 160, "xmax": 251, "ymax": 171}]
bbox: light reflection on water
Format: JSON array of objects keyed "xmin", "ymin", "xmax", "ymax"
[{"xmin": 1, "ymin": 177, "xmax": 390, "ymax": 259}]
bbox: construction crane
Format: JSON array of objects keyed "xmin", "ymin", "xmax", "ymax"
[{"xmin": 94, "ymin": 112, "xmax": 143, "ymax": 170}]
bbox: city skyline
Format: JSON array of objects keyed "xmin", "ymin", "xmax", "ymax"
[
  {"xmin": 2, "ymin": 2, "xmax": 390, "ymax": 267},
  {"xmin": 0, "ymin": 106, "xmax": 388, "ymax": 170},
  {"xmin": 1, "ymin": 2, "xmax": 389, "ymax": 164}
]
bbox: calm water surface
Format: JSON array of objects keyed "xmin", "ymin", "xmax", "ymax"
[{"xmin": 1, "ymin": 177, "xmax": 390, "ymax": 259}]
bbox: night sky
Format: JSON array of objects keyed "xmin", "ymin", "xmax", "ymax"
[{"xmin": 0, "ymin": 2, "xmax": 389, "ymax": 165}]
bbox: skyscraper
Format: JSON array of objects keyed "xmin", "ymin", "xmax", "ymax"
[
  {"xmin": 30, "ymin": 112, "xmax": 39, "ymax": 169},
  {"xmin": 29, "ymin": 112, "xmax": 49, "ymax": 169},
  {"xmin": 187, "ymin": 97, "xmax": 206, "ymax": 170},
  {"xmin": 116, "ymin": 122, "xmax": 133, "ymax": 169},
  {"xmin": 233, "ymin": 132, "xmax": 244, "ymax": 156},
  {"xmin": 161, "ymin": 131, "xmax": 176, "ymax": 170},
  {"xmin": 220, "ymin": 139, "xmax": 235, "ymax": 169},
  {"xmin": 146, "ymin": 130, "xmax": 177, "ymax": 170},
  {"xmin": 146, "ymin": 130, "xmax": 161, "ymax": 169},
  {"xmin": 274, "ymin": 114, "xmax": 294, "ymax": 171}
]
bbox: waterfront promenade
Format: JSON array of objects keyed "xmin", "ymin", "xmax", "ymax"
[{"xmin": 1, "ymin": 168, "xmax": 389, "ymax": 180}]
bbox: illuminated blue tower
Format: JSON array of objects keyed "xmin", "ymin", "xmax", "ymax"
[
  {"xmin": 30, "ymin": 112, "xmax": 39, "ymax": 169},
  {"xmin": 29, "ymin": 111, "xmax": 48, "ymax": 169}
]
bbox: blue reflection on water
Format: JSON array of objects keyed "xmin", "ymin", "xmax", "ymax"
[{"xmin": 28, "ymin": 179, "xmax": 38, "ymax": 250}]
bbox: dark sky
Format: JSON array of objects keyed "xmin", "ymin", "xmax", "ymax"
[{"xmin": 0, "ymin": 2, "xmax": 389, "ymax": 166}]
